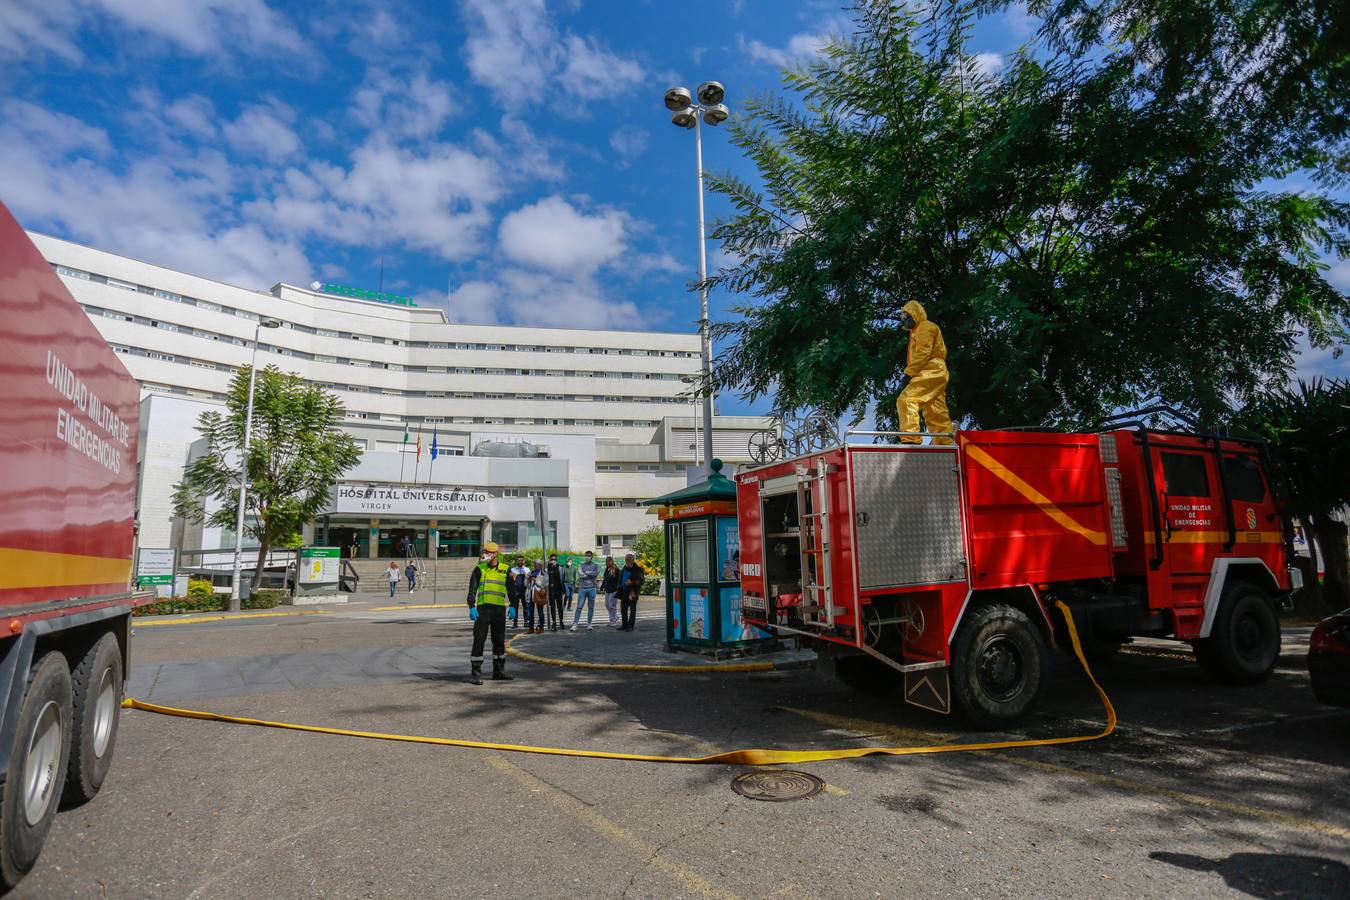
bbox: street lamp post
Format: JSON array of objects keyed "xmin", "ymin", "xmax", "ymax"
[
  {"xmin": 680, "ymin": 374, "xmax": 702, "ymax": 470},
  {"xmin": 229, "ymin": 318, "xmax": 282, "ymax": 610},
  {"xmin": 665, "ymin": 81, "xmax": 729, "ymax": 469}
]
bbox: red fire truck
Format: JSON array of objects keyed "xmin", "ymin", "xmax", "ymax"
[{"xmin": 735, "ymin": 421, "xmax": 1300, "ymax": 726}]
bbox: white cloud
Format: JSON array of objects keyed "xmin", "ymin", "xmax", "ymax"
[
  {"xmin": 1, "ymin": 0, "xmax": 307, "ymax": 61},
  {"xmin": 973, "ymin": 52, "xmax": 1004, "ymax": 77},
  {"xmin": 2, "ymin": 100, "xmax": 112, "ymax": 157},
  {"xmin": 0, "ymin": 0, "xmax": 83, "ymax": 62},
  {"xmin": 557, "ymin": 34, "xmax": 644, "ymax": 98},
  {"xmin": 498, "ymin": 196, "xmax": 628, "ymax": 274},
  {"xmin": 352, "ymin": 71, "xmax": 458, "ymax": 141},
  {"xmin": 247, "ymin": 137, "xmax": 503, "ymax": 261},
  {"xmin": 440, "ymin": 280, "xmax": 502, "ymax": 325},
  {"xmin": 739, "ymin": 31, "xmax": 830, "ymax": 69},
  {"xmin": 489, "ymin": 117, "xmax": 566, "ymax": 183},
  {"xmin": 163, "ymin": 95, "xmax": 219, "ymax": 140},
  {"xmin": 0, "ymin": 99, "xmax": 310, "ymax": 288},
  {"xmin": 459, "ymin": 0, "xmax": 645, "ymax": 107},
  {"xmin": 497, "ymin": 268, "xmax": 641, "ymax": 328},
  {"xmin": 608, "ymin": 127, "xmax": 649, "ymax": 166},
  {"xmin": 1004, "ymin": 3, "xmax": 1037, "ymax": 39},
  {"xmin": 90, "ymin": 0, "xmax": 307, "ymax": 55},
  {"xmin": 227, "ymin": 102, "xmax": 301, "ymax": 162}
]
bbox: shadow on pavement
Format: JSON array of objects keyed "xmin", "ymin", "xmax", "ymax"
[{"xmin": 1150, "ymin": 850, "xmax": 1349, "ymax": 899}]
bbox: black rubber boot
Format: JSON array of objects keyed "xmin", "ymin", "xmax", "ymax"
[
  {"xmin": 467, "ymin": 661, "xmax": 484, "ymax": 685},
  {"xmin": 492, "ymin": 658, "xmax": 514, "ymax": 681}
]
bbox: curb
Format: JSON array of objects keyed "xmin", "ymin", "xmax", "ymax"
[{"xmin": 505, "ymin": 633, "xmax": 814, "ymax": 673}]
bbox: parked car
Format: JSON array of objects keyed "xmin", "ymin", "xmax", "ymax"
[{"xmin": 1309, "ymin": 608, "xmax": 1350, "ymax": 707}]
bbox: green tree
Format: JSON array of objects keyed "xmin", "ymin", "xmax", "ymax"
[
  {"xmin": 172, "ymin": 365, "xmax": 362, "ymax": 608},
  {"xmin": 632, "ymin": 526, "xmax": 666, "ymax": 577},
  {"xmin": 705, "ymin": 0, "xmax": 1349, "ymax": 429},
  {"xmin": 1230, "ymin": 377, "xmax": 1350, "ymax": 614}
]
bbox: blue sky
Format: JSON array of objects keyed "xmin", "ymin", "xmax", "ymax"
[{"xmin": 1, "ymin": 0, "xmax": 1344, "ymax": 419}]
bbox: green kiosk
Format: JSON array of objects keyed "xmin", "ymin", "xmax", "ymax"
[{"xmin": 647, "ymin": 459, "xmax": 776, "ymax": 659}]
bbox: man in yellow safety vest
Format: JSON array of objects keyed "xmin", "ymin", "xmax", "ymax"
[{"xmin": 466, "ymin": 540, "xmax": 515, "ymax": 684}]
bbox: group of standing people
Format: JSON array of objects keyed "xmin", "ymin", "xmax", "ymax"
[
  {"xmin": 465, "ymin": 542, "xmax": 649, "ymax": 684},
  {"xmin": 501, "ymin": 550, "xmax": 646, "ymax": 633}
]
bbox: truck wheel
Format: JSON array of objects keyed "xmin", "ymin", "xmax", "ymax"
[
  {"xmin": 951, "ymin": 604, "xmax": 1046, "ymax": 728},
  {"xmin": 833, "ymin": 656, "xmax": 899, "ymax": 695},
  {"xmin": 0, "ymin": 653, "xmax": 73, "ymax": 891},
  {"xmin": 1193, "ymin": 584, "xmax": 1280, "ymax": 685},
  {"xmin": 62, "ymin": 634, "xmax": 123, "ymax": 806}
]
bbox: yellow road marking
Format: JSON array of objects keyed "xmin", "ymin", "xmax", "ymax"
[
  {"xmin": 369, "ymin": 603, "xmax": 457, "ymax": 611},
  {"xmin": 486, "ymin": 756, "xmax": 741, "ymax": 900},
  {"xmin": 133, "ymin": 610, "xmax": 334, "ymax": 627},
  {"xmin": 778, "ymin": 710, "xmax": 1350, "ymax": 840},
  {"xmin": 962, "ymin": 442, "xmax": 1108, "ymax": 545}
]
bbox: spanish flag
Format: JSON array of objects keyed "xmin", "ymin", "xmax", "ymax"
[{"xmin": 416, "ymin": 429, "xmax": 422, "ymax": 462}]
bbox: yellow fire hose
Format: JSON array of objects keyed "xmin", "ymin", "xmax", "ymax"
[{"xmin": 122, "ymin": 600, "xmax": 1114, "ymax": 765}]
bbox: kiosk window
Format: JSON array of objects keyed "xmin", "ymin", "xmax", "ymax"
[
  {"xmin": 682, "ymin": 520, "xmax": 709, "ymax": 583},
  {"xmin": 1161, "ymin": 452, "xmax": 1210, "ymax": 497},
  {"xmin": 1223, "ymin": 457, "xmax": 1266, "ymax": 503}
]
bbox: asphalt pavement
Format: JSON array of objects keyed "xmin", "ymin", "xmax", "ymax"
[{"xmin": 15, "ymin": 593, "xmax": 1349, "ymax": 899}]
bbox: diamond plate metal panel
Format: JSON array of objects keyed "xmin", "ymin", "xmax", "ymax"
[
  {"xmin": 851, "ymin": 451, "xmax": 965, "ymax": 589},
  {"xmin": 1098, "ymin": 433, "xmax": 1118, "ymax": 464},
  {"xmin": 1104, "ymin": 467, "xmax": 1129, "ymax": 548}
]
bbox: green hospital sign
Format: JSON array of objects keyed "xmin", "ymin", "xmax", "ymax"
[{"xmin": 318, "ymin": 282, "xmax": 416, "ymax": 307}]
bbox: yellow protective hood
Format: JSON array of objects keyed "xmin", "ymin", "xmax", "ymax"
[{"xmin": 902, "ymin": 300, "xmax": 928, "ymax": 327}]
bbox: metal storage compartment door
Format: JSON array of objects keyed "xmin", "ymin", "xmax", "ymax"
[
  {"xmin": 849, "ymin": 448, "xmax": 965, "ymax": 590},
  {"xmin": 960, "ymin": 431, "xmax": 1115, "ymax": 587}
]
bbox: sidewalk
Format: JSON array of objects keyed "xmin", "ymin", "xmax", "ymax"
[{"xmin": 506, "ymin": 616, "xmax": 816, "ymax": 672}]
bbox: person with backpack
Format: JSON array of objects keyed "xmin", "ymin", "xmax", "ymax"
[{"xmin": 507, "ymin": 555, "xmax": 530, "ymax": 630}]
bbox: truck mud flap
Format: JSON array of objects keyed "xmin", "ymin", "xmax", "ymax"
[{"xmin": 904, "ymin": 667, "xmax": 951, "ymax": 715}]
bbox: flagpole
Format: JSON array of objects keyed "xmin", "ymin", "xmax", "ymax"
[{"xmin": 399, "ymin": 423, "xmax": 409, "ymax": 483}]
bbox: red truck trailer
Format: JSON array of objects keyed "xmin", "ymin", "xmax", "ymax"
[
  {"xmin": 0, "ymin": 202, "xmax": 152, "ymax": 891},
  {"xmin": 735, "ymin": 422, "xmax": 1299, "ymax": 726}
]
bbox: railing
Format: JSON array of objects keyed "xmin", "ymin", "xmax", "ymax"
[{"xmin": 177, "ymin": 547, "xmax": 297, "ymax": 571}]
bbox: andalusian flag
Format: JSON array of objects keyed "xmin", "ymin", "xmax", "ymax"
[{"xmin": 402, "ymin": 424, "xmax": 410, "ymax": 450}]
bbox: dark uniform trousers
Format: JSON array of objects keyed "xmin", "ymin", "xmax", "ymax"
[{"xmin": 471, "ymin": 604, "xmax": 508, "ymax": 665}]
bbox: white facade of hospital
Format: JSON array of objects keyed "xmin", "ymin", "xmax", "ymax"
[{"xmin": 30, "ymin": 231, "xmax": 771, "ymax": 560}]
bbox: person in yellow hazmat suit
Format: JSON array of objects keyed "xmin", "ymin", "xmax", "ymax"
[{"xmin": 895, "ymin": 300, "xmax": 954, "ymax": 445}]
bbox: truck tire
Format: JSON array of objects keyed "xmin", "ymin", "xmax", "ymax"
[
  {"xmin": 1193, "ymin": 584, "xmax": 1280, "ymax": 685},
  {"xmin": 951, "ymin": 603, "xmax": 1046, "ymax": 728},
  {"xmin": 0, "ymin": 653, "xmax": 73, "ymax": 892},
  {"xmin": 833, "ymin": 656, "xmax": 900, "ymax": 695},
  {"xmin": 62, "ymin": 634, "xmax": 123, "ymax": 806}
]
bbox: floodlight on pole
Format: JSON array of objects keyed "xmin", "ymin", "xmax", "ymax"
[
  {"xmin": 229, "ymin": 317, "xmax": 282, "ymax": 611},
  {"xmin": 663, "ymin": 79, "xmax": 729, "ymax": 469}
]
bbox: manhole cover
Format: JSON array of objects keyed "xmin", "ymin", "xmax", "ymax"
[{"xmin": 730, "ymin": 771, "xmax": 824, "ymax": 802}]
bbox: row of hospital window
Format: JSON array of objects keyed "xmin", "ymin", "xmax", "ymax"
[
  {"xmin": 86, "ymin": 303, "xmax": 688, "ymax": 387},
  {"xmin": 56, "ymin": 264, "xmax": 697, "ymax": 358},
  {"xmin": 134, "ymin": 379, "xmax": 664, "ymax": 428}
]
